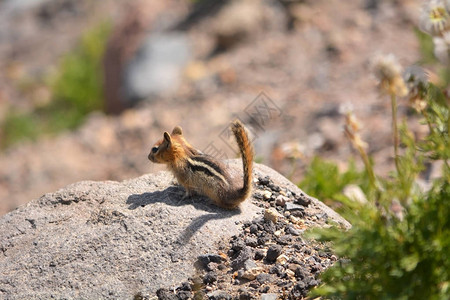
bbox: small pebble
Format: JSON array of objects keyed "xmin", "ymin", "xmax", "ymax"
[
  {"xmin": 177, "ymin": 291, "xmax": 192, "ymax": 300},
  {"xmin": 294, "ymin": 195, "xmax": 311, "ymax": 206},
  {"xmin": 178, "ymin": 281, "xmax": 192, "ymax": 291},
  {"xmin": 276, "ymin": 254, "xmax": 289, "ymax": 265},
  {"xmin": 207, "ymin": 290, "xmax": 232, "ymax": 300},
  {"xmin": 286, "ymin": 225, "xmax": 302, "ymax": 236},
  {"xmin": 245, "ymin": 237, "xmax": 258, "ymax": 247},
  {"xmin": 256, "ymin": 273, "xmax": 272, "ymax": 284},
  {"xmin": 295, "ymin": 267, "xmax": 307, "ymax": 279},
  {"xmin": 260, "ymin": 293, "xmax": 278, "ymax": 300},
  {"xmin": 269, "ymin": 264, "xmax": 284, "ymax": 276},
  {"xmin": 264, "ymin": 208, "xmax": 281, "ymax": 223},
  {"xmin": 203, "ymin": 272, "xmax": 217, "ymax": 284},
  {"xmin": 258, "ymin": 176, "xmax": 271, "ymax": 185},
  {"xmin": 242, "ymin": 267, "xmax": 264, "ymax": 280},
  {"xmin": 197, "ymin": 253, "xmax": 224, "ymax": 269},
  {"xmin": 285, "ymin": 202, "xmax": 305, "ymax": 212},
  {"xmin": 268, "ymin": 183, "xmax": 280, "ymax": 192},
  {"xmin": 288, "ymin": 263, "xmax": 300, "ymax": 272},
  {"xmin": 277, "ymin": 235, "xmax": 292, "ymax": 245},
  {"xmin": 243, "ymin": 259, "xmax": 257, "ymax": 271},
  {"xmin": 277, "ymin": 280, "xmax": 293, "ymax": 288},
  {"xmin": 266, "ymin": 245, "xmax": 282, "ymax": 263},
  {"xmin": 257, "ymin": 235, "xmax": 270, "ymax": 246},
  {"xmin": 238, "ymin": 288, "xmax": 252, "ymax": 300},
  {"xmin": 263, "ymin": 190, "xmax": 272, "ymax": 200},
  {"xmin": 289, "ymin": 215, "xmax": 302, "ymax": 224},
  {"xmin": 275, "ymin": 195, "xmax": 287, "ymax": 206},
  {"xmin": 286, "ymin": 269, "xmax": 295, "ymax": 278},
  {"xmin": 254, "ymin": 250, "xmax": 265, "ymax": 261}
]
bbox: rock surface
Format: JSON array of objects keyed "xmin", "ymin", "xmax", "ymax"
[{"xmin": 0, "ymin": 162, "xmax": 348, "ymax": 299}]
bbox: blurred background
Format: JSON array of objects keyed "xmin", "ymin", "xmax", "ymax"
[{"xmin": 0, "ymin": 0, "xmax": 428, "ymax": 215}]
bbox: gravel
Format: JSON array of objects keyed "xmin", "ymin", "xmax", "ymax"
[{"xmin": 156, "ymin": 171, "xmax": 349, "ymax": 299}]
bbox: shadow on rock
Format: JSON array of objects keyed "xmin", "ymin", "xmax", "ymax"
[
  {"xmin": 127, "ymin": 186, "xmax": 243, "ymax": 213},
  {"xmin": 127, "ymin": 186, "xmax": 242, "ymax": 248},
  {"xmin": 170, "ymin": 208, "xmax": 241, "ymax": 262},
  {"xmin": 127, "ymin": 186, "xmax": 185, "ymax": 210},
  {"xmin": 176, "ymin": 207, "xmax": 241, "ymax": 244}
]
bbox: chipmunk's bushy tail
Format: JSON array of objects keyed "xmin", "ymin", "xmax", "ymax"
[{"xmin": 231, "ymin": 120, "xmax": 254, "ymax": 200}]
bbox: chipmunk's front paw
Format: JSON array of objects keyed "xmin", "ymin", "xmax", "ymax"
[
  {"xmin": 181, "ymin": 191, "xmax": 191, "ymax": 200},
  {"xmin": 178, "ymin": 189, "xmax": 200, "ymax": 205}
]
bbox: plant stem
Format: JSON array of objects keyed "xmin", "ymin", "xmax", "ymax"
[
  {"xmin": 391, "ymin": 94, "xmax": 400, "ymax": 173},
  {"xmin": 357, "ymin": 144, "xmax": 376, "ymax": 190},
  {"xmin": 422, "ymin": 109, "xmax": 435, "ymax": 136}
]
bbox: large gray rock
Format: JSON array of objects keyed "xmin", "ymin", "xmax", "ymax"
[{"xmin": 0, "ymin": 162, "xmax": 348, "ymax": 299}]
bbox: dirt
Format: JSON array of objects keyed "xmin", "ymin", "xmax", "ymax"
[{"xmin": 0, "ymin": 0, "xmax": 425, "ymax": 215}]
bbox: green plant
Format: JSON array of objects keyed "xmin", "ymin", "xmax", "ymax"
[
  {"xmin": 1, "ymin": 110, "xmax": 40, "ymax": 147},
  {"xmin": 307, "ymin": 82, "xmax": 449, "ymax": 300},
  {"xmin": 0, "ymin": 21, "xmax": 111, "ymax": 149},
  {"xmin": 309, "ymin": 180, "xmax": 449, "ymax": 300},
  {"xmin": 415, "ymin": 28, "xmax": 437, "ymax": 65},
  {"xmin": 306, "ymin": 15, "xmax": 450, "ymax": 298},
  {"xmin": 299, "ymin": 157, "xmax": 366, "ymax": 206},
  {"xmin": 50, "ymin": 21, "xmax": 111, "ymax": 116}
]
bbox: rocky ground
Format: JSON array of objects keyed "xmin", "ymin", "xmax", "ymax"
[
  {"xmin": 0, "ymin": 1, "xmax": 440, "ymax": 298},
  {"xmin": 155, "ymin": 174, "xmax": 348, "ymax": 299},
  {"xmin": 0, "ymin": 162, "xmax": 348, "ymax": 299},
  {"xmin": 0, "ymin": 0, "xmax": 427, "ymax": 216}
]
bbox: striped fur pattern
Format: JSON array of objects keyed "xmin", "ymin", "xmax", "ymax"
[{"xmin": 148, "ymin": 120, "xmax": 253, "ymax": 209}]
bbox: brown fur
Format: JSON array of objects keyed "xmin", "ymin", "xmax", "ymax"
[{"xmin": 148, "ymin": 120, "xmax": 253, "ymax": 209}]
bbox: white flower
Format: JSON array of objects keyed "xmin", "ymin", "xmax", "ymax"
[
  {"xmin": 419, "ymin": 0, "xmax": 450, "ymax": 37},
  {"xmin": 371, "ymin": 54, "xmax": 408, "ymax": 97}
]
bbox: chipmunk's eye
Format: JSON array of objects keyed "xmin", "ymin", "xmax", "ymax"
[{"xmin": 151, "ymin": 146, "xmax": 159, "ymax": 153}]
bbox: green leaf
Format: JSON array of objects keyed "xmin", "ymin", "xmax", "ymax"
[{"xmin": 400, "ymin": 253, "xmax": 420, "ymax": 272}]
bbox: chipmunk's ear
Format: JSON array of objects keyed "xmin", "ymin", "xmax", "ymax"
[
  {"xmin": 171, "ymin": 126, "xmax": 183, "ymax": 136},
  {"xmin": 163, "ymin": 132, "xmax": 172, "ymax": 144}
]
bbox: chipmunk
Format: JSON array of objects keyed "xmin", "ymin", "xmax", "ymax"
[{"xmin": 148, "ymin": 120, "xmax": 253, "ymax": 209}]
